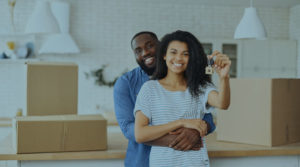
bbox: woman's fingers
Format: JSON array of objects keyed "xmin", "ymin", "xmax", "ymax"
[
  {"xmin": 211, "ymin": 50, "xmax": 221, "ymax": 57},
  {"xmin": 207, "ymin": 54, "xmax": 214, "ymax": 61},
  {"xmin": 198, "ymin": 129, "xmax": 205, "ymax": 137},
  {"xmin": 200, "ymin": 121, "xmax": 208, "ymax": 135},
  {"xmin": 182, "ymin": 119, "xmax": 207, "ymax": 137},
  {"xmin": 197, "ymin": 122, "xmax": 207, "ymax": 137},
  {"xmin": 214, "ymin": 54, "xmax": 230, "ymax": 68}
]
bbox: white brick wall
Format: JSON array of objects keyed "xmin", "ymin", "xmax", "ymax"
[
  {"xmin": 290, "ymin": 5, "xmax": 300, "ymax": 77},
  {"xmin": 0, "ymin": 0, "xmax": 296, "ymax": 115}
]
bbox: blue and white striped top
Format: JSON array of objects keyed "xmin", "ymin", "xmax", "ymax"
[{"xmin": 134, "ymin": 80, "xmax": 217, "ymax": 167}]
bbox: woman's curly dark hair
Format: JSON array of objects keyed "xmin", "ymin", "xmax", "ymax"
[{"xmin": 152, "ymin": 30, "xmax": 212, "ymax": 97}]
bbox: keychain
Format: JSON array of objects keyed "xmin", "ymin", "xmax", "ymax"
[{"xmin": 205, "ymin": 56, "xmax": 214, "ymax": 75}]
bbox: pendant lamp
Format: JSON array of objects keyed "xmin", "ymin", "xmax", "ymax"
[
  {"xmin": 39, "ymin": 1, "xmax": 80, "ymax": 54},
  {"xmin": 234, "ymin": 0, "xmax": 267, "ymax": 40},
  {"xmin": 25, "ymin": 1, "xmax": 60, "ymax": 34}
]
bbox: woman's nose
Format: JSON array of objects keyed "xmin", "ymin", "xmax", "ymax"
[{"xmin": 175, "ymin": 54, "xmax": 183, "ymax": 60}]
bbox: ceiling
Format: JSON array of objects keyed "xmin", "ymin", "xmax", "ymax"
[{"xmin": 198, "ymin": 0, "xmax": 300, "ymax": 8}]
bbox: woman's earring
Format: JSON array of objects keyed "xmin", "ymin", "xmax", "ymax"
[{"xmin": 205, "ymin": 56, "xmax": 214, "ymax": 75}]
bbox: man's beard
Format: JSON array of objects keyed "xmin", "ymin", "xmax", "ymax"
[{"xmin": 138, "ymin": 61, "xmax": 155, "ymax": 76}]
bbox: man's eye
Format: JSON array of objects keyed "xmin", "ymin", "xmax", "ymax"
[
  {"xmin": 135, "ymin": 50, "xmax": 142, "ymax": 54},
  {"xmin": 147, "ymin": 44, "xmax": 153, "ymax": 49}
]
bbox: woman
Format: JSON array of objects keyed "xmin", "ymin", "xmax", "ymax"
[{"xmin": 134, "ymin": 30, "xmax": 231, "ymax": 167}]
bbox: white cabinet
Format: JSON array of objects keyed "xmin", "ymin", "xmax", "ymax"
[
  {"xmin": 240, "ymin": 39, "xmax": 297, "ymax": 78},
  {"xmin": 269, "ymin": 40, "xmax": 297, "ymax": 77},
  {"xmin": 0, "ymin": 126, "xmax": 10, "ymax": 144},
  {"xmin": 201, "ymin": 38, "xmax": 297, "ymax": 79},
  {"xmin": 211, "ymin": 156, "xmax": 300, "ymax": 167}
]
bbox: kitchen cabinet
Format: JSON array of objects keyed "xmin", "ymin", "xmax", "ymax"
[
  {"xmin": 211, "ymin": 156, "xmax": 300, "ymax": 167},
  {"xmin": 0, "ymin": 125, "xmax": 17, "ymax": 167},
  {"xmin": 1, "ymin": 125, "xmax": 300, "ymax": 167},
  {"xmin": 201, "ymin": 38, "xmax": 297, "ymax": 79},
  {"xmin": 240, "ymin": 39, "xmax": 297, "ymax": 78},
  {"xmin": 13, "ymin": 156, "xmax": 300, "ymax": 167}
]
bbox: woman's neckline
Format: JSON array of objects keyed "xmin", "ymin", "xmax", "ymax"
[{"xmin": 156, "ymin": 80, "xmax": 188, "ymax": 93}]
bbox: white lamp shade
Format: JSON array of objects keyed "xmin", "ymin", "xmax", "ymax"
[
  {"xmin": 51, "ymin": 1, "xmax": 70, "ymax": 33},
  {"xmin": 234, "ymin": 7, "xmax": 267, "ymax": 40},
  {"xmin": 39, "ymin": 1, "xmax": 80, "ymax": 54},
  {"xmin": 39, "ymin": 34, "xmax": 80, "ymax": 54},
  {"xmin": 25, "ymin": 1, "xmax": 60, "ymax": 34}
]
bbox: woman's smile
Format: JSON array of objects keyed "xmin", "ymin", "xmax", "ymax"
[{"xmin": 164, "ymin": 40, "xmax": 189, "ymax": 74}]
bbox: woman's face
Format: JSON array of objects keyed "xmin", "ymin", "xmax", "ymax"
[{"xmin": 164, "ymin": 40, "xmax": 189, "ymax": 75}]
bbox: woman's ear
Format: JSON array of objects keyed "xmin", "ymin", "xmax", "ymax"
[{"xmin": 163, "ymin": 55, "xmax": 166, "ymax": 60}]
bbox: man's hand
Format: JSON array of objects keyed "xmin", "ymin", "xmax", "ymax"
[
  {"xmin": 144, "ymin": 120, "xmax": 209, "ymax": 150},
  {"xmin": 191, "ymin": 139, "xmax": 204, "ymax": 150},
  {"xmin": 168, "ymin": 127, "xmax": 203, "ymax": 151}
]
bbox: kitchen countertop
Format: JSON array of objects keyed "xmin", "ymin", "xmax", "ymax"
[
  {"xmin": 0, "ymin": 113, "xmax": 119, "ymax": 127},
  {"xmin": 1, "ymin": 125, "xmax": 300, "ymax": 161}
]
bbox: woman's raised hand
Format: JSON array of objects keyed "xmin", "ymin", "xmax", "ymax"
[{"xmin": 209, "ymin": 50, "xmax": 231, "ymax": 79}]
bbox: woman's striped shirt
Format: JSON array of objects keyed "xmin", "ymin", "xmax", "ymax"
[{"xmin": 134, "ymin": 80, "xmax": 217, "ymax": 167}]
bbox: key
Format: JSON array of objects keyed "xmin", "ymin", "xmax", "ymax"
[{"xmin": 205, "ymin": 56, "xmax": 214, "ymax": 75}]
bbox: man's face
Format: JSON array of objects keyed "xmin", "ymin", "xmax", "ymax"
[{"xmin": 132, "ymin": 34, "xmax": 158, "ymax": 75}]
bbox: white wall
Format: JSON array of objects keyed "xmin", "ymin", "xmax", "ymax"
[
  {"xmin": 0, "ymin": 0, "xmax": 296, "ymax": 115},
  {"xmin": 290, "ymin": 5, "xmax": 300, "ymax": 77}
]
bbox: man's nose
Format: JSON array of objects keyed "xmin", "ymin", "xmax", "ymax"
[{"xmin": 142, "ymin": 49, "xmax": 150, "ymax": 57}]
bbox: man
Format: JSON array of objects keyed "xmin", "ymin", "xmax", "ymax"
[{"xmin": 114, "ymin": 31, "xmax": 216, "ymax": 167}]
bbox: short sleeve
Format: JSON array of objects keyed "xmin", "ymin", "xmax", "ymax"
[
  {"xmin": 202, "ymin": 83, "xmax": 218, "ymax": 114},
  {"xmin": 134, "ymin": 82, "xmax": 152, "ymax": 122}
]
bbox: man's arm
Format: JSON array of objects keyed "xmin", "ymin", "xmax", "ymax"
[
  {"xmin": 202, "ymin": 113, "xmax": 216, "ymax": 135},
  {"xmin": 114, "ymin": 76, "xmax": 215, "ymax": 148},
  {"xmin": 145, "ymin": 113, "xmax": 215, "ymax": 151},
  {"xmin": 113, "ymin": 77, "xmax": 136, "ymax": 141},
  {"xmin": 113, "ymin": 76, "xmax": 183, "ymax": 144}
]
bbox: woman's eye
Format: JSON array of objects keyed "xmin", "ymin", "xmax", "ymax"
[{"xmin": 183, "ymin": 52, "xmax": 189, "ymax": 56}]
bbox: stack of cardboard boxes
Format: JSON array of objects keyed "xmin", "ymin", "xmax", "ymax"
[
  {"xmin": 217, "ymin": 78, "xmax": 300, "ymax": 146},
  {"xmin": 11, "ymin": 62, "xmax": 107, "ymax": 153}
]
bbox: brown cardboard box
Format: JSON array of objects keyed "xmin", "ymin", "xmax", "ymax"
[
  {"xmin": 217, "ymin": 78, "xmax": 300, "ymax": 146},
  {"xmin": 27, "ymin": 62, "xmax": 78, "ymax": 116},
  {"xmin": 12, "ymin": 115, "xmax": 107, "ymax": 153},
  {"xmin": 0, "ymin": 61, "xmax": 78, "ymax": 117}
]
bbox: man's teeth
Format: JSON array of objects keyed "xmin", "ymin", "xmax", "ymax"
[
  {"xmin": 145, "ymin": 57, "xmax": 154, "ymax": 63},
  {"xmin": 173, "ymin": 63, "xmax": 183, "ymax": 67}
]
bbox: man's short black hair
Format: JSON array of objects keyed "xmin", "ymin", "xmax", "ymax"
[{"xmin": 130, "ymin": 31, "xmax": 158, "ymax": 49}]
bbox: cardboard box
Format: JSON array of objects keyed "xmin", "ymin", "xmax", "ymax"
[
  {"xmin": 217, "ymin": 79, "xmax": 300, "ymax": 146},
  {"xmin": 12, "ymin": 115, "xmax": 107, "ymax": 153},
  {"xmin": 0, "ymin": 61, "xmax": 78, "ymax": 116}
]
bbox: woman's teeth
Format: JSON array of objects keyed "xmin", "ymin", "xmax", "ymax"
[{"xmin": 173, "ymin": 63, "xmax": 183, "ymax": 67}]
